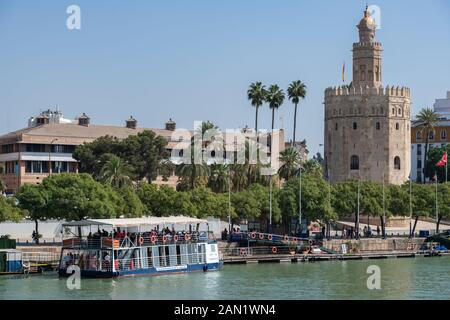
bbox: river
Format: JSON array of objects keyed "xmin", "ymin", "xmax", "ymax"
[{"xmin": 0, "ymin": 256, "xmax": 449, "ymax": 300}]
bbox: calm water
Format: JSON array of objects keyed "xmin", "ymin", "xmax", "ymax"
[{"xmin": 1, "ymin": 257, "xmax": 449, "ymax": 300}]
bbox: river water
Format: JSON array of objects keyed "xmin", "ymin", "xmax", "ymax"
[{"xmin": 1, "ymin": 256, "xmax": 449, "ymax": 300}]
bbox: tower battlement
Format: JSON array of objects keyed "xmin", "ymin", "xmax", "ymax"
[
  {"xmin": 352, "ymin": 42, "xmax": 382, "ymax": 49},
  {"xmin": 325, "ymin": 85, "xmax": 411, "ymax": 98}
]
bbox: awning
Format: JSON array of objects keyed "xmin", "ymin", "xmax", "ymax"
[{"xmin": 61, "ymin": 216, "xmax": 208, "ymax": 228}]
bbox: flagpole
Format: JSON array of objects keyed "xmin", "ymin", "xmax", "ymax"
[
  {"xmin": 435, "ymin": 169, "xmax": 438, "ymax": 234},
  {"xmin": 409, "ymin": 172, "xmax": 412, "ymax": 238}
]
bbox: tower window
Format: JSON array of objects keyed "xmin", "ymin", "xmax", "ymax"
[
  {"xmin": 376, "ymin": 122, "xmax": 380, "ymax": 130},
  {"xmin": 353, "ymin": 122, "xmax": 358, "ymax": 130},
  {"xmin": 396, "ymin": 123, "xmax": 399, "ymax": 130},
  {"xmin": 392, "ymin": 108, "xmax": 395, "ymax": 115},
  {"xmin": 441, "ymin": 130, "xmax": 446, "ymax": 140},
  {"xmin": 416, "ymin": 131, "xmax": 422, "ymax": 140},
  {"xmin": 394, "ymin": 156, "xmax": 401, "ymax": 170},
  {"xmin": 350, "ymin": 155, "xmax": 360, "ymax": 170},
  {"xmin": 398, "ymin": 108, "xmax": 402, "ymax": 116},
  {"xmin": 335, "ymin": 123, "xmax": 338, "ymax": 130},
  {"xmin": 375, "ymin": 66, "xmax": 380, "ymax": 82}
]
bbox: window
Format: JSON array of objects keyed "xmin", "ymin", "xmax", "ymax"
[
  {"xmin": 360, "ymin": 65, "xmax": 366, "ymax": 81},
  {"xmin": 25, "ymin": 144, "xmax": 46, "ymax": 153},
  {"xmin": 416, "ymin": 131, "xmax": 422, "ymax": 140},
  {"xmin": 441, "ymin": 130, "xmax": 447, "ymax": 140},
  {"xmin": 417, "ymin": 159, "xmax": 422, "ymax": 169},
  {"xmin": 396, "ymin": 123, "xmax": 399, "ymax": 130},
  {"xmin": 398, "ymin": 108, "xmax": 402, "ymax": 116},
  {"xmin": 375, "ymin": 66, "xmax": 380, "ymax": 81},
  {"xmin": 392, "ymin": 108, "xmax": 395, "ymax": 115},
  {"xmin": 417, "ymin": 144, "xmax": 422, "ymax": 156},
  {"xmin": 353, "ymin": 122, "xmax": 358, "ymax": 130},
  {"xmin": 350, "ymin": 155, "xmax": 359, "ymax": 170},
  {"xmin": 429, "ymin": 131, "xmax": 434, "ymax": 140},
  {"xmin": 335, "ymin": 123, "xmax": 338, "ymax": 130},
  {"xmin": 376, "ymin": 122, "xmax": 380, "ymax": 130},
  {"xmin": 394, "ymin": 156, "xmax": 401, "ymax": 170}
]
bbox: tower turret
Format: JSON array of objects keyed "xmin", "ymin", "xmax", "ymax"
[{"xmin": 352, "ymin": 6, "xmax": 382, "ymax": 88}]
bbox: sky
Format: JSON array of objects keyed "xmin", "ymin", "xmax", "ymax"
[{"xmin": 1, "ymin": 0, "xmax": 449, "ymax": 156}]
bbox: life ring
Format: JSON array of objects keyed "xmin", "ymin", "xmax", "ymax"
[
  {"xmin": 308, "ymin": 239, "xmax": 313, "ymax": 245},
  {"xmin": 293, "ymin": 237, "xmax": 298, "ymax": 244},
  {"xmin": 284, "ymin": 235, "xmax": 289, "ymax": 242},
  {"xmin": 240, "ymin": 248, "xmax": 246, "ymax": 255},
  {"xmin": 272, "ymin": 247, "xmax": 277, "ymax": 254},
  {"xmin": 138, "ymin": 236, "xmax": 144, "ymax": 246},
  {"xmin": 174, "ymin": 235, "xmax": 179, "ymax": 242},
  {"xmin": 251, "ymin": 232, "xmax": 256, "ymax": 239},
  {"xmin": 184, "ymin": 233, "xmax": 191, "ymax": 241},
  {"xmin": 151, "ymin": 235, "xmax": 157, "ymax": 243},
  {"xmin": 268, "ymin": 234, "xmax": 273, "ymax": 241},
  {"xmin": 259, "ymin": 233, "xmax": 265, "ymax": 240},
  {"xmin": 162, "ymin": 235, "xmax": 167, "ymax": 243}
]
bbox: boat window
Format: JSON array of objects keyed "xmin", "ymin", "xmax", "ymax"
[{"xmin": 210, "ymin": 244, "xmax": 216, "ymax": 253}]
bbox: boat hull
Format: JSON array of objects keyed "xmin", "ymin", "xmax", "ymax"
[{"xmin": 58, "ymin": 261, "xmax": 222, "ymax": 278}]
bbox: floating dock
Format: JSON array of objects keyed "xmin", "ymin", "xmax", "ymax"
[{"xmin": 222, "ymin": 250, "xmax": 448, "ymax": 264}]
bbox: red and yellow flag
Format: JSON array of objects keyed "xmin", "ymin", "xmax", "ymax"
[
  {"xmin": 342, "ymin": 62, "xmax": 345, "ymax": 82},
  {"xmin": 436, "ymin": 152, "xmax": 447, "ymax": 167}
]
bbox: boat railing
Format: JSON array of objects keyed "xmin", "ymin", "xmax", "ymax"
[
  {"xmin": 62, "ymin": 233, "xmax": 210, "ymax": 249},
  {"xmin": 60, "ymin": 252, "xmax": 207, "ymax": 273}
]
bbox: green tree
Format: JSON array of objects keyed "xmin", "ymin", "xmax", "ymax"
[
  {"xmin": 208, "ymin": 164, "xmax": 230, "ymax": 193},
  {"xmin": 42, "ymin": 173, "xmax": 123, "ymax": 221},
  {"xmin": 416, "ymin": 108, "xmax": 439, "ymax": 182},
  {"xmin": 231, "ymin": 190, "xmax": 260, "ymax": 222},
  {"xmin": 409, "ymin": 182, "xmax": 435, "ymax": 234},
  {"xmin": 302, "ymin": 159, "xmax": 323, "ymax": 178},
  {"xmin": 16, "ymin": 184, "xmax": 50, "ymax": 243},
  {"xmin": 0, "ymin": 179, "xmax": 6, "ymax": 193},
  {"xmin": 287, "ymin": 80, "xmax": 307, "ymax": 145},
  {"xmin": 266, "ymin": 84, "xmax": 285, "ymax": 138},
  {"xmin": 278, "ymin": 147, "xmax": 300, "ymax": 181},
  {"xmin": 119, "ymin": 186, "xmax": 144, "ymax": 218},
  {"xmin": 176, "ymin": 145, "xmax": 210, "ymax": 190},
  {"xmin": 437, "ymin": 183, "xmax": 450, "ymax": 233},
  {"xmin": 247, "ymin": 82, "xmax": 267, "ymax": 138},
  {"xmin": 100, "ymin": 154, "xmax": 132, "ymax": 188},
  {"xmin": 0, "ymin": 197, "xmax": 24, "ymax": 223}
]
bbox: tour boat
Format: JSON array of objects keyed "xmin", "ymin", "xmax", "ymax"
[{"xmin": 57, "ymin": 217, "xmax": 222, "ymax": 278}]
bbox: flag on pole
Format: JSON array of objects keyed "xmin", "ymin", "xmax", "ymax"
[
  {"xmin": 436, "ymin": 152, "xmax": 447, "ymax": 167},
  {"xmin": 342, "ymin": 61, "xmax": 345, "ymax": 83}
]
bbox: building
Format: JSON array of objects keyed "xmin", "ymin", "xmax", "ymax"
[
  {"xmin": 324, "ymin": 7, "xmax": 411, "ymax": 185},
  {"xmin": 0, "ymin": 110, "xmax": 285, "ymax": 193},
  {"xmin": 411, "ymin": 91, "xmax": 450, "ymax": 182}
]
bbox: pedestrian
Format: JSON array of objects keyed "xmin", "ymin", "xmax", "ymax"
[{"xmin": 377, "ymin": 225, "xmax": 380, "ymax": 236}]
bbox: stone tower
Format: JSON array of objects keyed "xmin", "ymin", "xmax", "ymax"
[{"xmin": 324, "ymin": 7, "xmax": 411, "ymax": 185}]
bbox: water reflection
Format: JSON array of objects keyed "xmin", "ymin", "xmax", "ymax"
[{"xmin": 1, "ymin": 257, "xmax": 450, "ymax": 300}]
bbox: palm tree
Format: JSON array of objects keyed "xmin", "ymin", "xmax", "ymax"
[
  {"xmin": 416, "ymin": 108, "xmax": 439, "ymax": 182},
  {"xmin": 247, "ymin": 82, "xmax": 267, "ymax": 139},
  {"xmin": 287, "ymin": 80, "xmax": 307, "ymax": 146},
  {"xmin": 176, "ymin": 144, "xmax": 210, "ymax": 190},
  {"xmin": 209, "ymin": 164, "xmax": 230, "ymax": 193},
  {"xmin": 266, "ymin": 84, "xmax": 285, "ymax": 139},
  {"xmin": 278, "ymin": 147, "xmax": 300, "ymax": 181},
  {"xmin": 265, "ymin": 84, "xmax": 285, "ymax": 233},
  {"xmin": 100, "ymin": 155, "xmax": 132, "ymax": 188}
]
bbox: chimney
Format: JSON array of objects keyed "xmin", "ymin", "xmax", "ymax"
[
  {"xmin": 78, "ymin": 113, "xmax": 90, "ymax": 126},
  {"xmin": 165, "ymin": 118, "xmax": 176, "ymax": 131},
  {"xmin": 126, "ymin": 116, "xmax": 137, "ymax": 129}
]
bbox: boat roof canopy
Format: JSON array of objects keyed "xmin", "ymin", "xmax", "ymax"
[{"xmin": 62, "ymin": 216, "xmax": 208, "ymax": 228}]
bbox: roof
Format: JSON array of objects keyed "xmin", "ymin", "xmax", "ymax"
[
  {"xmin": 62, "ymin": 216, "xmax": 208, "ymax": 227},
  {"xmin": 0, "ymin": 123, "xmax": 180, "ymax": 144}
]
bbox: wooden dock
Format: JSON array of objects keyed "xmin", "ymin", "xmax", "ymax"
[{"xmin": 222, "ymin": 250, "xmax": 449, "ymax": 264}]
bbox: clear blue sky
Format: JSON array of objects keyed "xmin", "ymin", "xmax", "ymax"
[{"xmin": 1, "ymin": 0, "xmax": 449, "ymax": 156}]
